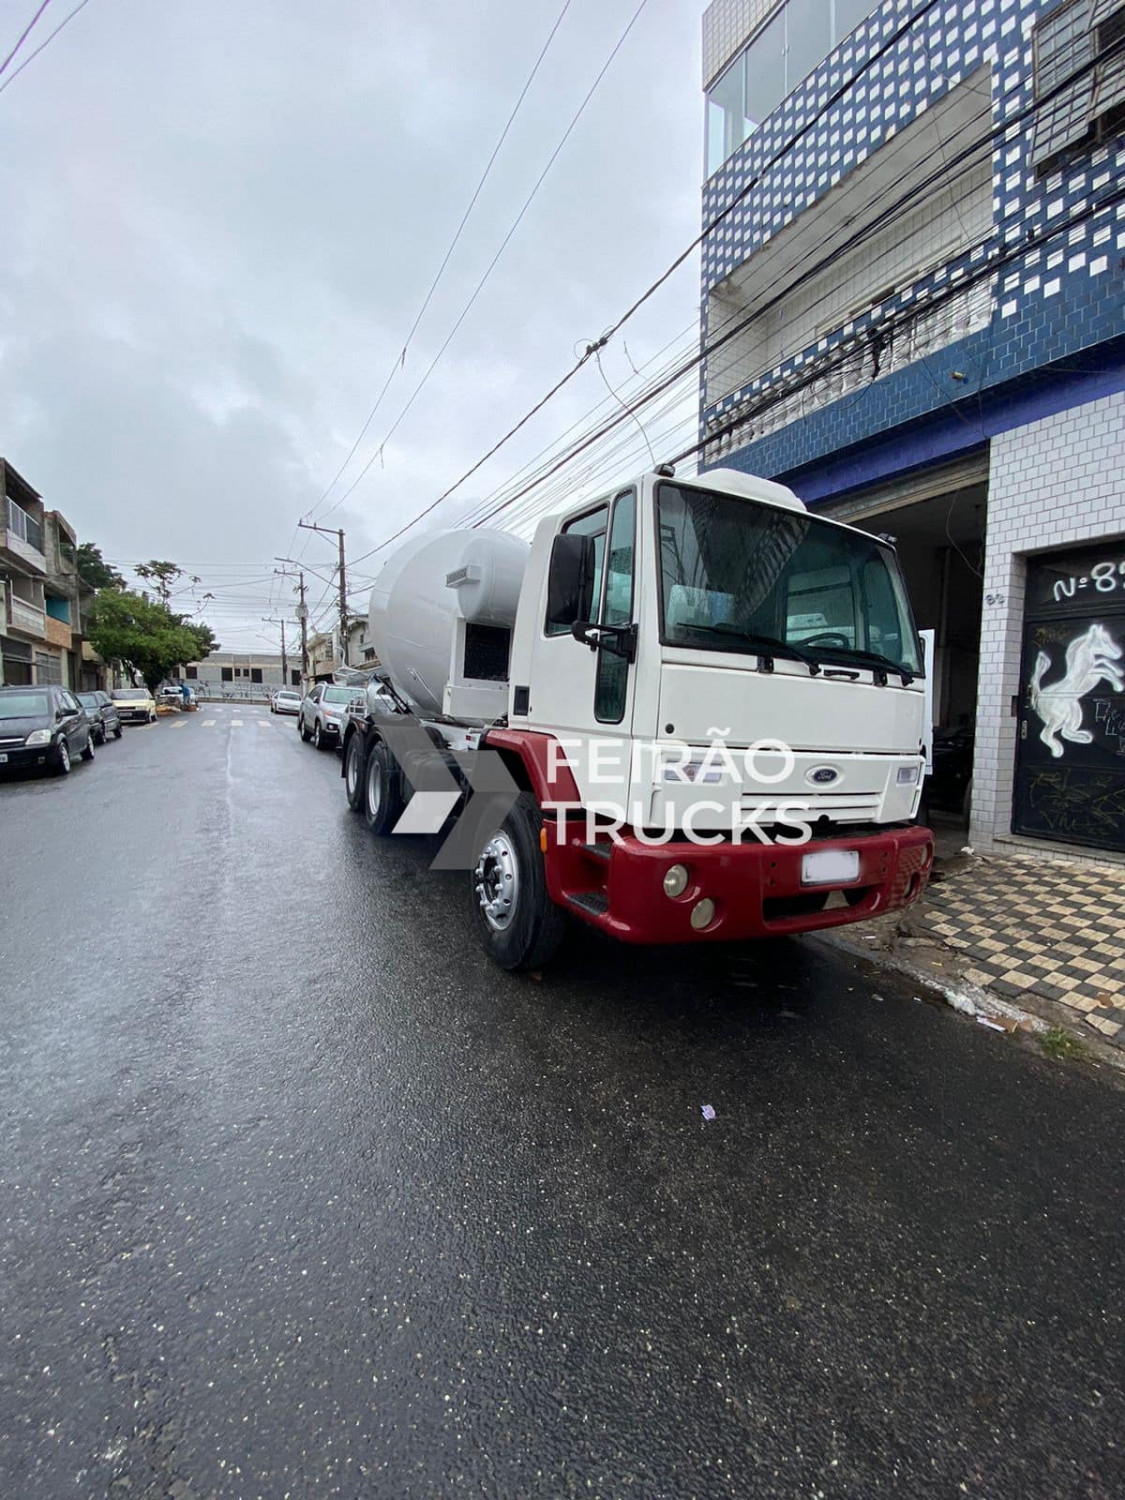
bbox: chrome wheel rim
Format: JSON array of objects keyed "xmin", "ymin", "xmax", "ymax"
[
  {"xmin": 474, "ymin": 831, "xmax": 518, "ymax": 932},
  {"xmin": 366, "ymin": 755, "xmax": 382, "ymax": 819},
  {"xmin": 58, "ymin": 741, "xmax": 70, "ymax": 771}
]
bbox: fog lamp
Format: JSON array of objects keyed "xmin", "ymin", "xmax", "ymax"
[
  {"xmin": 897, "ymin": 764, "xmax": 920, "ymax": 785},
  {"xmin": 663, "ymin": 863, "xmax": 689, "ymax": 899},
  {"xmin": 690, "ymin": 898, "xmax": 716, "ymax": 930}
]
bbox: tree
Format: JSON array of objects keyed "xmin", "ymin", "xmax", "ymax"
[
  {"xmin": 87, "ymin": 589, "xmax": 219, "ymax": 692},
  {"xmin": 75, "ymin": 542, "xmax": 125, "ymax": 591},
  {"xmin": 134, "ymin": 559, "xmax": 200, "ymax": 605}
]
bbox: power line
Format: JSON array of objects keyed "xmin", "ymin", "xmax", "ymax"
[
  {"xmin": 320, "ymin": 0, "xmax": 652, "ymax": 527},
  {"xmin": 0, "ymin": 0, "xmax": 92, "ymax": 97},
  {"xmin": 0, "ymin": 0, "xmax": 52, "ymax": 78},
  {"xmin": 304, "ymin": 0, "xmax": 574, "ymax": 527}
]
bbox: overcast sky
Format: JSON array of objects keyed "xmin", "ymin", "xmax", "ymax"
[{"xmin": 0, "ymin": 0, "xmax": 703, "ymax": 649}]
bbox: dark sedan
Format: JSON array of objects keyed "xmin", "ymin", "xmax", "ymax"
[
  {"xmin": 77, "ymin": 690, "xmax": 123, "ymax": 744},
  {"xmin": 0, "ymin": 685, "xmax": 97, "ymax": 777}
]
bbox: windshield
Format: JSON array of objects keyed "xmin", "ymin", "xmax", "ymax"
[
  {"xmin": 77, "ymin": 693, "xmax": 100, "ymax": 708},
  {"xmin": 277, "ymin": 691, "xmax": 299, "ymax": 700},
  {"xmin": 324, "ymin": 687, "xmax": 356, "ymax": 704},
  {"xmin": 657, "ymin": 483, "xmax": 922, "ymax": 674},
  {"xmin": 113, "ymin": 690, "xmax": 149, "ymax": 702},
  {"xmin": 0, "ymin": 692, "xmax": 50, "ymax": 718}
]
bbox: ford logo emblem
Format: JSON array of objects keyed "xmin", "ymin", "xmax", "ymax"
[{"xmin": 809, "ymin": 766, "xmax": 839, "ymax": 785}]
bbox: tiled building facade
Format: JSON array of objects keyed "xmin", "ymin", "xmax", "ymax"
[{"xmin": 700, "ymin": 0, "xmax": 1125, "ymax": 860}]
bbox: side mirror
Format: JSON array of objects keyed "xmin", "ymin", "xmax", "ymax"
[
  {"xmin": 546, "ymin": 532, "xmax": 596, "ymax": 631},
  {"xmin": 56, "ymin": 706, "xmax": 68, "ymax": 720}
]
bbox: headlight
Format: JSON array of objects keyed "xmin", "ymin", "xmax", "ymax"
[
  {"xmin": 25, "ymin": 728, "xmax": 52, "ymax": 746},
  {"xmin": 897, "ymin": 764, "xmax": 920, "ymax": 785}
]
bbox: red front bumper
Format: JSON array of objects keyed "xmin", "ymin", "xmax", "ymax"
[{"xmin": 544, "ymin": 823, "xmax": 933, "ymax": 944}]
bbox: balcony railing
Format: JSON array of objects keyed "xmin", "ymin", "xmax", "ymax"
[
  {"xmin": 7, "ymin": 593, "xmax": 47, "ymax": 637},
  {"xmin": 5, "ymin": 498, "xmax": 45, "ymax": 554}
]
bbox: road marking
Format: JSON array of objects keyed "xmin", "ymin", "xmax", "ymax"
[
  {"xmin": 171, "ymin": 720, "xmax": 187, "ymax": 729},
  {"xmin": 231, "ymin": 719, "xmax": 243, "ymax": 726},
  {"xmin": 202, "ymin": 719, "xmax": 216, "ymax": 726},
  {"xmin": 256, "ymin": 719, "xmax": 271, "ymax": 728}
]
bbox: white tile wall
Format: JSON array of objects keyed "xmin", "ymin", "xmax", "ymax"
[
  {"xmin": 971, "ymin": 391, "xmax": 1125, "ymax": 857},
  {"xmin": 702, "ymin": 0, "xmax": 784, "ymax": 88}
]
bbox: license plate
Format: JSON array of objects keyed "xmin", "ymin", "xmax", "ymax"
[{"xmin": 801, "ymin": 848, "xmax": 859, "ymax": 885}]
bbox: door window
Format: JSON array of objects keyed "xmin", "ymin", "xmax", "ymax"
[
  {"xmin": 545, "ymin": 505, "xmax": 607, "ymax": 636},
  {"xmin": 594, "ymin": 491, "xmax": 636, "ymax": 724}
]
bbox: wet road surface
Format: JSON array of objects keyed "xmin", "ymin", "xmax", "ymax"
[{"xmin": 1, "ymin": 703, "xmax": 1123, "ymax": 1498}]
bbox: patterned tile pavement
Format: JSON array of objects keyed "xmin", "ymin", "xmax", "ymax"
[{"xmin": 919, "ymin": 857, "xmax": 1125, "ymax": 1043}]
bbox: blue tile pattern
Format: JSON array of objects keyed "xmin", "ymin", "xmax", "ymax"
[{"xmin": 699, "ymin": 0, "xmax": 1125, "ymax": 484}]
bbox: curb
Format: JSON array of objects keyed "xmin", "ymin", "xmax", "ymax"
[{"xmin": 809, "ymin": 929, "xmax": 1125, "ymax": 1073}]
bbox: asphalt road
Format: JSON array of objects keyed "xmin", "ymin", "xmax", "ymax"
[{"xmin": 1, "ymin": 704, "xmax": 1122, "ymax": 1499}]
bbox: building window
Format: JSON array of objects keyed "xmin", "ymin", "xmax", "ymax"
[
  {"xmin": 34, "ymin": 650, "xmax": 62, "ymax": 684},
  {"xmin": 291, "ymin": 669, "xmax": 301, "ymax": 685},
  {"xmin": 705, "ymin": 0, "xmax": 878, "ymax": 176},
  {"xmin": 185, "ymin": 665, "xmax": 198, "ymax": 680},
  {"xmin": 221, "ymin": 666, "xmax": 233, "ymax": 682},
  {"xmin": 250, "ymin": 668, "xmax": 262, "ymax": 683},
  {"xmin": 1033, "ymin": 0, "xmax": 1125, "ymax": 169}
]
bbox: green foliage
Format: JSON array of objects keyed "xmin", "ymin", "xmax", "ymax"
[
  {"xmin": 1037, "ymin": 1027, "xmax": 1089, "ymax": 1062},
  {"xmin": 88, "ymin": 589, "xmax": 219, "ymax": 692},
  {"xmin": 75, "ymin": 542, "xmax": 125, "ymax": 591}
]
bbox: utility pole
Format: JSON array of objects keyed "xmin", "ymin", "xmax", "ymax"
[
  {"xmin": 298, "ymin": 521, "xmax": 348, "ymax": 670},
  {"xmin": 261, "ymin": 617, "xmax": 289, "ymax": 685},
  {"xmin": 274, "ymin": 562, "xmax": 309, "ymax": 687}
]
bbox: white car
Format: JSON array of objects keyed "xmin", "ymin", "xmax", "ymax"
[{"xmin": 272, "ymin": 689, "xmax": 302, "ymax": 716}]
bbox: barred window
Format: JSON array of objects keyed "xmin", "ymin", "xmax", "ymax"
[{"xmin": 1033, "ymin": 0, "xmax": 1125, "ymax": 167}]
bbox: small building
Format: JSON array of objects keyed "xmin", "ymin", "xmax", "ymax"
[
  {"xmin": 0, "ymin": 460, "xmax": 94, "ymax": 689},
  {"xmin": 181, "ymin": 650, "xmax": 291, "ymax": 696}
]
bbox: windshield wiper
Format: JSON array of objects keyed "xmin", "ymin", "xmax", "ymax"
[
  {"xmin": 809, "ymin": 646, "xmax": 916, "ymax": 685},
  {"xmin": 682, "ymin": 625, "xmax": 822, "ymax": 675}
]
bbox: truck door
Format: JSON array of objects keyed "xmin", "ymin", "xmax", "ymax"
[{"xmin": 532, "ymin": 487, "xmax": 639, "ymax": 764}]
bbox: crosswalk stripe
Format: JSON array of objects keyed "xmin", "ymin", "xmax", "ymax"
[
  {"xmin": 202, "ymin": 719, "xmax": 215, "ymax": 726},
  {"xmin": 231, "ymin": 719, "xmax": 243, "ymax": 726},
  {"xmin": 171, "ymin": 720, "xmax": 186, "ymax": 729}
]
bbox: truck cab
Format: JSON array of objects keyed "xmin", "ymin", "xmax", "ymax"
[{"xmin": 349, "ymin": 466, "xmax": 933, "ymax": 971}]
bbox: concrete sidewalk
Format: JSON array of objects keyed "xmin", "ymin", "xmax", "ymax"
[{"xmin": 856, "ymin": 847, "xmax": 1125, "ymax": 1045}]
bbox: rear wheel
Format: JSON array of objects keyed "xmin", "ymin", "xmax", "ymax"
[
  {"xmin": 364, "ymin": 740, "xmax": 404, "ymax": 835},
  {"xmin": 472, "ymin": 793, "xmax": 567, "ymax": 972},
  {"xmin": 344, "ymin": 734, "xmax": 366, "ymax": 812}
]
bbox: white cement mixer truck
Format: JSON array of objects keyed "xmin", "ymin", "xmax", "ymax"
[{"xmin": 341, "ymin": 467, "xmax": 933, "ymax": 970}]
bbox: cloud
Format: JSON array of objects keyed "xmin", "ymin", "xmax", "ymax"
[{"xmin": 0, "ymin": 0, "xmax": 702, "ymax": 643}]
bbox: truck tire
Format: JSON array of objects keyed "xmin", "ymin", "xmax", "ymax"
[
  {"xmin": 472, "ymin": 793, "xmax": 567, "ymax": 972},
  {"xmin": 364, "ymin": 739, "xmax": 404, "ymax": 835},
  {"xmin": 344, "ymin": 733, "xmax": 365, "ymax": 812}
]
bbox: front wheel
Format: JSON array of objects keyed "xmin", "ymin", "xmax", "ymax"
[
  {"xmin": 53, "ymin": 738, "xmax": 71, "ymax": 777},
  {"xmin": 114, "ymin": 723, "xmax": 123, "ymax": 739},
  {"xmin": 344, "ymin": 734, "xmax": 366, "ymax": 812},
  {"xmin": 81, "ymin": 733, "xmax": 95, "ymax": 762},
  {"xmin": 471, "ymin": 793, "xmax": 567, "ymax": 972},
  {"xmin": 364, "ymin": 740, "xmax": 404, "ymax": 834},
  {"xmin": 313, "ymin": 721, "xmax": 326, "ymax": 751},
  {"xmin": 299, "ymin": 716, "xmax": 311, "ymax": 742}
]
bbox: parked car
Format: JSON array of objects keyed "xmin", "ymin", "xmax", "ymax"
[
  {"xmin": 298, "ymin": 683, "xmax": 361, "ymax": 750},
  {"xmin": 272, "ymin": 688, "xmax": 302, "ymax": 716},
  {"xmin": 0, "ymin": 684, "xmax": 97, "ymax": 777},
  {"xmin": 77, "ymin": 690, "xmax": 123, "ymax": 744},
  {"xmin": 158, "ymin": 685, "xmax": 185, "ymax": 706},
  {"xmin": 112, "ymin": 687, "xmax": 158, "ymax": 724}
]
